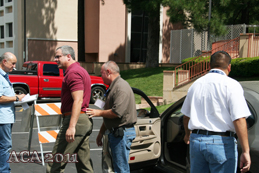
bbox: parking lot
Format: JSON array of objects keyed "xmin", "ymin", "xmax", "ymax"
[{"xmin": 10, "ymin": 105, "xmax": 103, "ymax": 173}]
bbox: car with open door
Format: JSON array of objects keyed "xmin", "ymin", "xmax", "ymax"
[{"xmin": 102, "ymin": 81, "xmax": 258, "ymax": 173}]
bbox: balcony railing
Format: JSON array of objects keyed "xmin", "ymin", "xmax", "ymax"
[{"xmin": 174, "ymin": 37, "xmax": 240, "ymax": 88}]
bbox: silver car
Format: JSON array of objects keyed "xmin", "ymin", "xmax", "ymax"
[{"xmin": 103, "ymin": 81, "xmax": 258, "ymax": 173}]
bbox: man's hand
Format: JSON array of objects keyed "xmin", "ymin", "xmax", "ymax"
[
  {"xmin": 86, "ymin": 108, "xmax": 102, "ymax": 118},
  {"xmin": 184, "ymin": 134, "xmax": 190, "ymax": 144},
  {"xmin": 183, "ymin": 115, "xmax": 191, "ymax": 144},
  {"xmin": 233, "ymin": 118, "xmax": 250, "ymax": 173},
  {"xmin": 17, "ymin": 94, "xmax": 26, "ymax": 101},
  {"xmin": 66, "ymin": 127, "xmax": 76, "ymax": 143},
  {"xmin": 240, "ymin": 152, "xmax": 251, "ymax": 173},
  {"xmin": 96, "ymin": 133, "xmax": 103, "ymax": 147}
]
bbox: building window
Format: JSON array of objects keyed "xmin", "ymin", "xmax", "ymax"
[
  {"xmin": 6, "ymin": 40, "xmax": 13, "ymax": 48},
  {"xmin": 7, "ymin": 0, "xmax": 12, "ymax": 2},
  {"xmin": 0, "ymin": 42, "xmax": 4, "ymax": 48},
  {"xmin": 130, "ymin": 10, "xmax": 148, "ymax": 63},
  {"xmin": 0, "ymin": 10, "xmax": 4, "ymax": 16},
  {"xmin": 0, "ymin": 0, "xmax": 3, "ymax": 6},
  {"xmin": 6, "ymin": 22, "xmax": 12, "ymax": 37},
  {"xmin": 5, "ymin": 6, "xmax": 12, "ymax": 13},
  {"xmin": 0, "ymin": 25, "xmax": 4, "ymax": 38}
]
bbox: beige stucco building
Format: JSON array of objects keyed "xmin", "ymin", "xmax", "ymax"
[{"xmin": 0, "ymin": 0, "xmax": 182, "ymax": 70}]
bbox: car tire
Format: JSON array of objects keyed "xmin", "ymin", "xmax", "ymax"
[
  {"xmin": 90, "ymin": 86, "xmax": 105, "ymax": 104},
  {"xmin": 14, "ymin": 86, "xmax": 28, "ymax": 95}
]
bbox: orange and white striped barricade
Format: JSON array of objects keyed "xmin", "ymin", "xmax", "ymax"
[{"xmin": 34, "ymin": 102, "xmax": 62, "ymax": 166}]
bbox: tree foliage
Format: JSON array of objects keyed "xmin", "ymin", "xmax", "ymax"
[
  {"xmin": 123, "ymin": 0, "xmax": 259, "ymax": 67},
  {"xmin": 163, "ymin": 0, "xmax": 259, "ymax": 36}
]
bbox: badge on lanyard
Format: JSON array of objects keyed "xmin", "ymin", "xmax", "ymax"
[
  {"xmin": 94, "ymin": 88, "xmax": 110, "ymax": 109},
  {"xmin": 94, "ymin": 99, "xmax": 105, "ymax": 109}
]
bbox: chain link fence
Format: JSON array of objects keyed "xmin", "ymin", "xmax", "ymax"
[{"xmin": 169, "ymin": 24, "xmax": 256, "ymax": 63}]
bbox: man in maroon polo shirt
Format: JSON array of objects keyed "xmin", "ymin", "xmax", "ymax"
[{"xmin": 46, "ymin": 45, "xmax": 93, "ymax": 173}]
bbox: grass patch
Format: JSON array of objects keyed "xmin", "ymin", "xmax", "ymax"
[
  {"xmin": 155, "ymin": 102, "xmax": 174, "ymax": 114},
  {"xmin": 144, "ymin": 102, "xmax": 174, "ymax": 114},
  {"xmin": 121, "ymin": 67, "xmax": 175, "ymax": 103}
]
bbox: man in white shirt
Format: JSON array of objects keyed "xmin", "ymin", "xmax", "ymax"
[{"xmin": 181, "ymin": 51, "xmax": 251, "ymax": 173}]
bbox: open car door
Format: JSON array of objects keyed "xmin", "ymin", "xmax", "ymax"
[{"xmin": 102, "ymin": 87, "xmax": 161, "ymax": 172}]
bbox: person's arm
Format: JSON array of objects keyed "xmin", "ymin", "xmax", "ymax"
[
  {"xmin": 96, "ymin": 122, "xmax": 107, "ymax": 146},
  {"xmin": 86, "ymin": 108, "xmax": 118, "ymax": 119},
  {"xmin": 66, "ymin": 90, "xmax": 84, "ymax": 143},
  {"xmin": 0, "ymin": 94, "xmax": 25, "ymax": 103},
  {"xmin": 183, "ymin": 115, "xmax": 191, "ymax": 144},
  {"xmin": 233, "ymin": 117, "xmax": 251, "ymax": 173}
]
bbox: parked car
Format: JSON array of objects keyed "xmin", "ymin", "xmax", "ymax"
[
  {"xmin": 103, "ymin": 81, "xmax": 258, "ymax": 173},
  {"xmin": 9, "ymin": 61, "xmax": 108, "ymax": 103}
]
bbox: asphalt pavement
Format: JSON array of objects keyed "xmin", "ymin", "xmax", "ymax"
[{"xmin": 10, "ymin": 104, "xmax": 103, "ymax": 173}]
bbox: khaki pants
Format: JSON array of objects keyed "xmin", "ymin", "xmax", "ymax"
[{"xmin": 46, "ymin": 113, "xmax": 94, "ymax": 173}]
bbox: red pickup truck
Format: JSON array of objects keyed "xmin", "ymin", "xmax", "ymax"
[{"xmin": 9, "ymin": 61, "xmax": 108, "ymax": 103}]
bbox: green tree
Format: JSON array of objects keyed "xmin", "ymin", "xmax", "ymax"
[
  {"xmin": 123, "ymin": 0, "xmax": 162, "ymax": 68},
  {"xmin": 163, "ymin": 0, "xmax": 259, "ymax": 36}
]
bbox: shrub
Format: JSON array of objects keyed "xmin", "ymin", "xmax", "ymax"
[
  {"xmin": 181, "ymin": 56, "xmax": 259, "ymax": 77},
  {"xmin": 230, "ymin": 57, "xmax": 259, "ymax": 77},
  {"xmin": 182, "ymin": 56, "xmax": 210, "ymax": 64}
]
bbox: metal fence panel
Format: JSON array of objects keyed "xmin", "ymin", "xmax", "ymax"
[
  {"xmin": 193, "ymin": 31, "xmax": 206, "ymax": 57},
  {"xmin": 170, "ymin": 24, "xmax": 255, "ymax": 63},
  {"xmin": 170, "ymin": 30, "xmax": 181, "ymax": 63},
  {"xmin": 181, "ymin": 29, "xmax": 193, "ymax": 62}
]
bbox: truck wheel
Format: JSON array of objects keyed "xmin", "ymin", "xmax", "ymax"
[
  {"xmin": 14, "ymin": 87, "xmax": 28, "ymax": 95},
  {"xmin": 91, "ymin": 86, "xmax": 105, "ymax": 104}
]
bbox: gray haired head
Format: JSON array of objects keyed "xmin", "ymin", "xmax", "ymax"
[
  {"xmin": 103, "ymin": 61, "xmax": 120, "ymax": 74},
  {"xmin": 56, "ymin": 45, "xmax": 75, "ymax": 60}
]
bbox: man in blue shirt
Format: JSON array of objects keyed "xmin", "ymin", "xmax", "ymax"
[{"xmin": 0, "ymin": 52, "xmax": 25, "ymax": 173}]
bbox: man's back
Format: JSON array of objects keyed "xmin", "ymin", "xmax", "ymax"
[{"xmin": 182, "ymin": 69, "xmax": 249, "ymax": 132}]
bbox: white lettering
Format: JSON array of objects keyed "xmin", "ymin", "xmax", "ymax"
[
  {"xmin": 30, "ymin": 150, "xmax": 41, "ymax": 163},
  {"xmin": 19, "ymin": 150, "xmax": 30, "ymax": 163},
  {"xmin": 53, "ymin": 153, "xmax": 63, "ymax": 163},
  {"xmin": 6, "ymin": 150, "xmax": 78, "ymax": 163},
  {"xmin": 44, "ymin": 153, "xmax": 53, "ymax": 163},
  {"xmin": 7, "ymin": 150, "xmax": 19, "ymax": 163}
]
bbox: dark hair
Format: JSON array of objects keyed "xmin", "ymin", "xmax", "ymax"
[{"xmin": 210, "ymin": 51, "xmax": 231, "ymax": 69}]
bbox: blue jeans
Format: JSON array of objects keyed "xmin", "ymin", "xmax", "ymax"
[
  {"xmin": 0, "ymin": 124, "xmax": 12, "ymax": 173},
  {"xmin": 108, "ymin": 127, "xmax": 136, "ymax": 173},
  {"xmin": 189, "ymin": 133, "xmax": 237, "ymax": 173}
]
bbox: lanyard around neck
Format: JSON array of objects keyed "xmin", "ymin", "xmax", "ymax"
[{"xmin": 209, "ymin": 70, "xmax": 225, "ymax": 75}]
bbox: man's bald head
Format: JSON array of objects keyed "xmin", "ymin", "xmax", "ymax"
[
  {"xmin": 0, "ymin": 52, "xmax": 17, "ymax": 73},
  {"xmin": 0, "ymin": 52, "xmax": 16, "ymax": 63}
]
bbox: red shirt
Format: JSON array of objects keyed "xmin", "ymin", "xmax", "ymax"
[{"xmin": 61, "ymin": 62, "xmax": 91, "ymax": 113}]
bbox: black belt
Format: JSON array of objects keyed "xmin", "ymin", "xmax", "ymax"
[
  {"xmin": 123, "ymin": 123, "xmax": 135, "ymax": 128},
  {"xmin": 192, "ymin": 129, "xmax": 235, "ymax": 137},
  {"xmin": 109, "ymin": 123, "xmax": 135, "ymax": 132}
]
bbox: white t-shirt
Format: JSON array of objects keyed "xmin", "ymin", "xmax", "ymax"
[{"xmin": 181, "ymin": 69, "xmax": 251, "ymax": 132}]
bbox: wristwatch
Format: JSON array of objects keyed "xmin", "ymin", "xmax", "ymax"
[{"xmin": 16, "ymin": 96, "xmax": 19, "ymax": 101}]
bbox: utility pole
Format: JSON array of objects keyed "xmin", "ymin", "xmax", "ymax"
[{"xmin": 207, "ymin": 0, "xmax": 212, "ymax": 50}]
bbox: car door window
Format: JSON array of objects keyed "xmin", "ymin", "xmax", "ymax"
[{"xmin": 43, "ymin": 64, "xmax": 59, "ymax": 76}]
